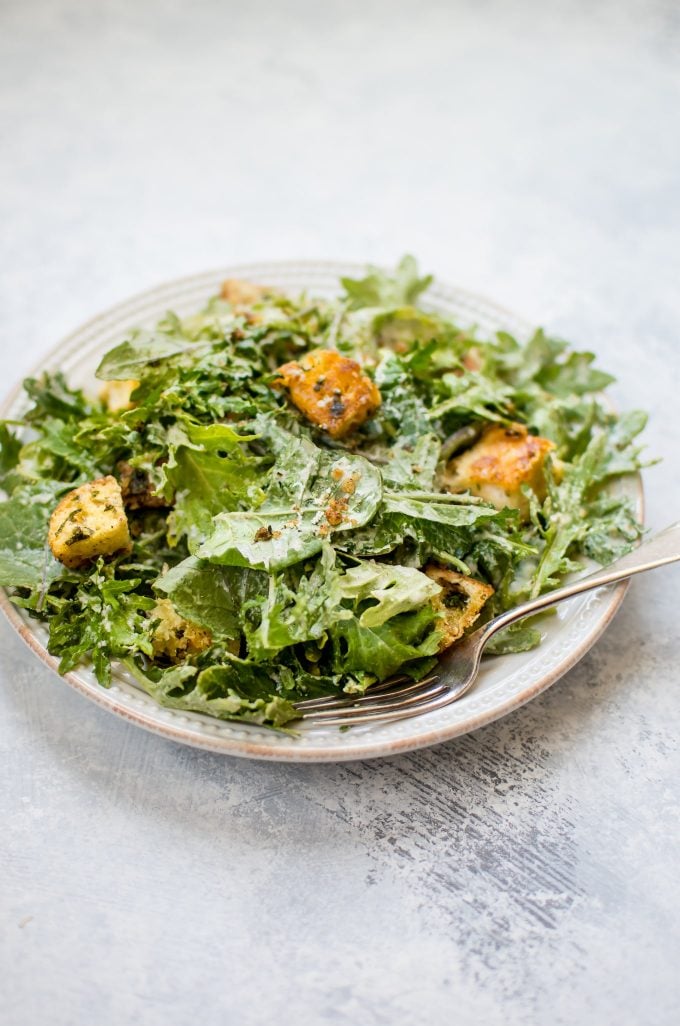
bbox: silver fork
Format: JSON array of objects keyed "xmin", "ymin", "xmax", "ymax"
[{"xmin": 295, "ymin": 521, "xmax": 680, "ymax": 728}]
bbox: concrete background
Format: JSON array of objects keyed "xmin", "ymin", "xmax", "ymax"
[{"xmin": 1, "ymin": 1, "xmax": 679, "ymax": 1023}]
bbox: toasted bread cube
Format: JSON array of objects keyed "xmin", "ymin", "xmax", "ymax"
[
  {"xmin": 273, "ymin": 348, "xmax": 382, "ymax": 439},
  {"xmin": 48, "ymin": 476, "xmax": 132, "ymax": 568},
  {"xmin": 150, "ymin": 599, "xmax": 213, "ymax": 661},
  {"xmin": 444, "ymin": 423, "xmax": 555, "ymax": 518},
  {"xmin": 220, "ymin": 278, "xmax": 268, "ymax": 308},
  {"xmin": 116, "ymin": 461, "xmax": 167, "ymax": 510},
  {"xmin": 462, "ymin": 347, "xmax": 482, "ymax": 372},
  {"xmin": 99, "ymin": 379, "xmax": 140, "ymax": 412},
  {"xmin": 425, "ymin": 565, "xmax": 494, "ymax": 652}
]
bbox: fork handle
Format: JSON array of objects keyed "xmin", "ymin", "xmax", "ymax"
[{"xmin": 480, "ymin": 520, "xmax": 680, "ymax": 642}]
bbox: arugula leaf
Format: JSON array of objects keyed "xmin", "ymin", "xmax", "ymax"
[
  {"xmin": 31, "ymin": 418, "xmax": 101, "ymax": 477},
  {"xmin": 535, "ymin": 352, "xmax": 615, "ymax": 397},
  {"xmin": 581, "ymin": 495, "xmax": 643, "ymax": 565},
  {"xmin": 275, "ymin": 658, "xmax": 355, "ymax": 698},
  {"xmin": 598, "ymin": 410, "xmax": 649, "ymax": 478},
  {"xmin": 495, "ymin": 329, "xmax": 566, "ymax": 385},
  {"xmin": 339, "ymin": 493, "xmax": 513, "ymax": 561},
  {"xmin": 371, "ymin": 307, "xmax": 443, "ymax": 351},
  {"xmin": 341, "ymin": 255, "xmax": 433, "ymax": 310},
  {"xmin": 429, "ymin": 369, "xmax": 514, "ymax": 423},
  {"xmin": 497, "ymin": 328, "xmax": 615, "ymax": 398},
  {"xmin": 372, "ymin": 349, "xmax": 432, "ymax": 439},
  {"xmin": 383, "ymin": 492, "xmax": 503, "ymax": 526}
]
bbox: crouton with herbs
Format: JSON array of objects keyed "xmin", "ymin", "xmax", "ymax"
[
  {"xmin": 99, "ymin": 379, "xmax": 139, "ymax": 412},
  {"xmin": 273, "ymin": 348, "xmax": 381, "ymax": 439},
  {"xmin": 48, "ymin": 476, "xmax": 132, "ymax": 568},
  {"xmin": 443, "ymin": 422, "xmax": 555, "ymax": 518},
  {"xmin": 150, "ymin": 599, "xmax": 213, "ymax": 661},
  {"xmin": 425, "ymin": 565, "xmax": 494, "ymax": 651},
  {"xmin": 220, "ymin": 278, "xmax": 268, "ymax": 308}
]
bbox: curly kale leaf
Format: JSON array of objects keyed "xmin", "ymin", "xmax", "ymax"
[
  {"xmin": 341, "ymin": 255, "xmax": 433, "ymax": 311},
  {"xmin": 329, "ymin": 604, "xmax": 440, "ymax": 681},
  {"xmin": 47, "ymin": 561, "xmax": 155, "ymax": 686},
  {"xmin": 0, "ymin": 424, "xmax": 22, "ymax": 482},
  {"xmin": 124, "ymin": 660, "xmax": 298, "ymax": 730},
  {"xmin": 530, "ymin": 428, "xmax": 645, "ymax": 597},
  {"xmin": 23, "ymin": 372, "xmax": 94, "ymax": 423},
  {"xmin": 338, "ymin": 559, "xmax": 441, "ymax": 628},
  {"xmin": 340, "ymin": 492, "xmax": 521, "ymax": 565}
]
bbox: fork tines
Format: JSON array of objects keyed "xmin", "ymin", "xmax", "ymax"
[{"xmin": 294, "ymin": 673, "xmax": 446, "ymax": 727}]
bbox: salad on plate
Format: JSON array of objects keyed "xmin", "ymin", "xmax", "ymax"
[{"xmin": 0, "ymin": 258, "xmax": 647, "ymax": 729}]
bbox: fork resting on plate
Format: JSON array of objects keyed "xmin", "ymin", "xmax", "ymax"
[{"xmin": 295, "ymin": 520, "xmax": 680, "ymax": 728}]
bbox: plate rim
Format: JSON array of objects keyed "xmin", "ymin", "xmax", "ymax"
[{"xmin": 0, "ymin": 262, "xmax": 644, "ymax": 762}]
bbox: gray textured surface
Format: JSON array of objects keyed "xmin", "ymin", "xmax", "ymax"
[{"xmin": 1, "ymin": 1, "xmax": 679, "ymax": 1023}]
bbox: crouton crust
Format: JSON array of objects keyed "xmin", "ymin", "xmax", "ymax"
[
  {"xmin": 150, "ymin": 599, "xmax": 213, "ymax": 661},
  {"xmin": 273, "ymin": 348, "xmax": 381, "ymax": 439},
  {"xmin": 99, "ymin": 379, "xmax": 139, "ymax": 412},
  {"xmin": 117, "ymin": 461, "xmax": 167, "ymax": 510},
  {"xmin": 425, "ymin": 565, "xmax": 494, "ymax": 652},
  {"xmin": 220, "ymin": 279, "xmax": 268, "ymax": 308},
  {"xmin": 443, "ymin": 422, "xmax": 554, "ymax": 517}
]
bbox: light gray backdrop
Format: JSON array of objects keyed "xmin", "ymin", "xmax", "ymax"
[{"xmin": 1, "ymin": 1, "xmax": 679, "ymax": 1024}]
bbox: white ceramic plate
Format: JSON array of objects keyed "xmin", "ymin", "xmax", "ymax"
[{"xmin": 0, "ymin": 262, "xmax": 642, "ymax": 761}]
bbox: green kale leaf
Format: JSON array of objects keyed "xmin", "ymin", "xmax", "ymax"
[
  {"xmin": 125, "ymin": 659, "xmax": 298, "ymax": 729},
  {"xmin": 341, "ymin": 255, "xmax": 433, "ymax": 311},
  {"xmin": 338, "ymin": 560, "xmax": 441, "ymax": 628},
  {"xmin": 329, "ymin": 604, "xmax": 440, "ymax": 681},
  {"xmin": 0, "ymin": 489, "xmax": 65, "ymax": 591},
  {"xmin": 198, "ymin": 431, "xmax": 382, "ymax": 571},
  {"xmin": 47, "ymin": 561, "xmax": 156, "ymax": 686},
  {"xmin": 162, "ymin": 422, "xmax": 264, "ymax": 551},
  {"xmin": 154, "ymin": 556, "xmax": 250, "ymax": 637},
  {"xmin": 95, "ymin": 329, "xmax": 204, "ymax": 380}
]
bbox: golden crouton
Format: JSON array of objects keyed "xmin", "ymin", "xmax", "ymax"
[
  {"xmin": 425, "ymin": 565, "xmax": 494, "ymax": 652},
  {"xmin": 48, "ymin": 476, "xmax": 132, "ymax": 568},
  {"xmin": 462, "ymin": 347, "xmax": 482, "ymax": 372},
  {"xmin": 220, "ymin": 278, "xmax": 268, "ymax": 308},
  {"xmin": 116, "ymin": 461, "xmax": 167, "ymax": 510},
  {"xmin": 150, "ymin": 599, "xmax": 212, "ymax": 661},
  {"xmin": 273, "ymin": 348, "xmax": 382, "ymax": 439},
  {"xmin": 99, "ymin": 379, "xmax": 140, "ymax": 412},
  {"xmin": 444, "ymin": 423, "xmax": 555, "ymax": 518}
]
